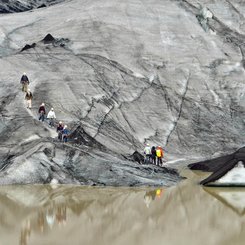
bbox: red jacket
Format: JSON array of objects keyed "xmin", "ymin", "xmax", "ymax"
[{"xmin": 38, "ymin": 106, "xmax": 46, "ymax": 114}]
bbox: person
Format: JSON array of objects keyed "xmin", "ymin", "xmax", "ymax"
[
  {"xmin": 144, "ymin": 190, "xmax": 156, "ymax": 208},
  {"xmin": 46, "ymin": 208, "xmax": 55, "ymax": 229},
  {"xmin": 56, "ymin": 206, "xmax": 67, "ymax": 225},
  {"xmin": 143, "ymin": 143, "xmax": 151, "ymax": 163},
  {"xmin": 20, "ymin": 219, "xmax": 31, "ymax": 245},
  {"xmin": 37, "ymin": 211, "xmax": 45, "ymax": 232},
  {"xmin": 25, "ymin": 89, "xmax": 33, "ymax": 109},
  {"xmin": 156, "ymin": 146, "xmax": 164, "ymax": 166},
  {"xmin": 57, "ymin": 121, "xmax": 64, "ymax": 141},
  {"xmin": 47, "ymin": 108, "xmax": 56, "ymax": 127},
  {"xmin": 62, "ymin": 125, "xmax": 69, "ymax": 143},
  {"xmin": 155, "ymin": 189, "xmax": 163, "ymax": 199},
  {"xmin": 38, "ymin": 103, "xmax": 46, "ymax": 122},
  {"xmin": 20, "ymin": 72, "xmax": 29, "ymax": 92},
  {"xmin": 151, "ymin": 146, "xmax": 157, "ymax": 165}
]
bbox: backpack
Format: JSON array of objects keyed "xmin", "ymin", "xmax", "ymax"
[{"xmin": 156, "ymin": 149, "xmax": 161, "ymax": 157}]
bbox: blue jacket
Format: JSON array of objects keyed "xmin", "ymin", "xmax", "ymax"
[{"xmin": 62, "ymin": 129, "xmax": 69, "ymax": 135}]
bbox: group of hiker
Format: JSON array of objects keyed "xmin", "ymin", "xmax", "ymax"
[
  {"xmin": 20, "ymin": 72, "xmax": 69, "ymax": 142},
  {"xmin": 21, "ymin": 72, "xmax": 167, "ymax": 160},
  {"xmin": 38, "ymin": 102, "xmax": 57, "ymax": 126},
  {"xmin": 144, "ymin": 144, "xmax": 164, "ymax": 166}
]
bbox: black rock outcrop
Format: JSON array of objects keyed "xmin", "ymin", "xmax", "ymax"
[
  {"xmin": 37, "ymin": 4, "xmax": 47, "ymax": 9},
  {"xmin": 42, "ymin": 34, "xmax": 55, "ymax": 44},
  {"xmin": 188, "ymin": 147, "xmax": 245, "ymax": 185},
  {"xmin": 41, "ymin": 34, "xmax": 70, "ymax": 47},
  {"xmin": 188, "ymin": 154, "xmax": 234, "ymax": 172},
  {"xmin": 69, "ymin": 125, "xmax": 107, "ymax": 151},
  {"xmin": 189, "ymin": 147, "xmax": 245, "ymax": 172},
  {"xmin": 21, "ymin": 43, "xmax": 36, "ymax": 52},
  {"xmin": 130, "ymin": 151, "xmax": 144, "ymax": 164}
]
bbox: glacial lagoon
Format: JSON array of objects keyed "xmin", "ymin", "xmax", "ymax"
[{"xmin": 1, "ymin": 170, "xmax": 245, "ymax": 245}]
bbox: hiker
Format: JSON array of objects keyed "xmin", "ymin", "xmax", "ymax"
[
  {"xmin": 20, "ymin": 72, "xmax": 29, "ymax": 92},
  {"xmin": 57, "ymin": 121, "xmax": 64, "ymax": 141},
  {"xmin": 156, "ymin": 146, "xmax": 164, "ymax": 166},
  {"xmin": 47, "ymin": 108, "xmax": 56, "ymax": 127},
  {"xmin": 144, "ymin": 190, "xmax": 158, "ymax": 208},
  {"xmin": 151, "ymin": 146, "xmax": 157, "ymax": 165},
  {"xmin": 144, "ymin": 143, "xmax": 152, "ymax": 163},
  {"xmin": 25, "ymin": 89, "xmax": 33, "ymax": 109},
  {"xmin": 62, "ymin": 125, "xmax": 69, "ymax": 143},
  {"xmin": 38, "ymin": 103, "xmax": 46, "ymax": 122},
  {"xmin": 155, "ymin": 189, "xmax": 163, "ymax": 199}
]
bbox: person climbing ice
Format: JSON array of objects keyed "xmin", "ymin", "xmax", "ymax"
[
  {"xmin": 57, "ymin": 121, "xmax": 64, "ymax": 141},
  {"xmin": 20, "ymin": 72, "xmax": 29, "ymax": 92},
  {"xmin": 62, "ymin": 125, "xmax": 69, "ymax": 143},
  {"xmin": 38, "ymin": 103, "xmax": 46, "ymax": 122},
  {"xmin": 144, "ymin": 143, "xmax": 152, "ymax": 163},
  {"xmin": 47, "ymin": 108, "xmax": 56, "ymax": 127},
  {"xmin": 25, "ymin": 89, "xmax": 33, "ymax": 109}
]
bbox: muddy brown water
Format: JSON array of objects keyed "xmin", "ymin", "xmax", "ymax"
[{"xmin": 0, "ymin": 169, "xmax": 245, "ymax": 245}]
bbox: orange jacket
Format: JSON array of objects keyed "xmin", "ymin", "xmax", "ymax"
[{"xmin": 156, "ymin": 147, "xmax": 164, "ymax": 158}]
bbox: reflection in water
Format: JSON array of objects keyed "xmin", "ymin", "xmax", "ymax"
[
  {"xmin": 20, "ymin": 219, "xmax": 31, "ymax": 245},
  {"xmin": 0, "ymin": 180, "xmax": 245, "ymax": 245},
  {"xmin": 20, "ymin": 205, "xmax": 67, "ymax": 245},
  {"xmin": 144, "ymin": 189, "xmax": 163, "ymax": 208},
  {"xmin": 46, "ymin": 208, "xmax": 55, "ymax": 228},
  {"xmin": 19, "ymin": 188, "xmax": 164, "ymax": 244},
  {"xmin": 204, "ymin": 187, "xmax": 245, "ymax": 216}
]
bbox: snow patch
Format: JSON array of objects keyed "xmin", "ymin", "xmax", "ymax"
[
  {"xmin": 21, "ymin": 135, "xmax": 40, "ymax": 144},
  {"xmin": 200, "ymin": 7, "xmax": 213, "ymax": 19},
  {"xmin": 133, "ymin": 72, "xmax": 145, "ymax": 78},
  {"xmin": 50, "ymin": 178, "xmax": 59, "ymax": 189},
  {"xmin": 93, "ymin": 94, "xmax": 105, "ymax": 101},
  {"xmin": 149, "ymin": 74, "xmax": 155, "ymax": 82},
  {"xmin": 50, "ymin": 178, "xmax": 59, "ymax": 185},
  {"xmin": 0, "ymin": 29, "xmax": 6, "ymax": 45},
  {"xmin": 166, "ymin": 158, "xmax": 186, "ymax": 164},
  {"xmin": 209, "ymin": 89, "xmax": 220, "ymax": 105},
  {"xmin": 216, "ymin": 162, "xmax": 245, "ymax": 185}
]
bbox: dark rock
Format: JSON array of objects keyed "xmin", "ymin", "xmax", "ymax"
[
  {"xmin": 188, "ymin": 147, "xmax": 245, "ymax": 172},
  {"xmin": 21, "ymin": 43, "xmax": 36, "ymax": 52},
  {"xmin": 43, "ymin": 147, "xmax": 52, "ymax": 158},
  {"xmin": 69, "ymin": 125, "xmax": 107, "ymax": 151},
  {"xmin": 40, "ymin": 34, "xmax": 70, "ymax": 47},
  {"xmin": 42, "ymin": 33, "xmax": 55, "ymax": 44},
  {"xmin": 237, "ymin": 148, "xmax": 245, "ymax": 153},
  {"xmin": 188, "ymin": 147, "xmax": 245, "ymax": 185},
  {"xmin": 130, "ymin": 151, "xmax": 144, "ymax": 164},
  {"xmin": 0, "ymin": 1, "xmax": 65, "ymax": 14},
  {"xmin": 200, "ymin": 159, "xmax": 238, "ymax": 186},
  {"xmin": 188, "ymin": 154, "xmax": 234, "ymax": 172},
  {"xmin": 37, "ymin": 4, "xmax": 46, "ymax": 9}
]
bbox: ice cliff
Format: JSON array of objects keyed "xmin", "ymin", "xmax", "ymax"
[{"xmin": 0, "ymin": 0, "xmax": 244, "ymax": 185}]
